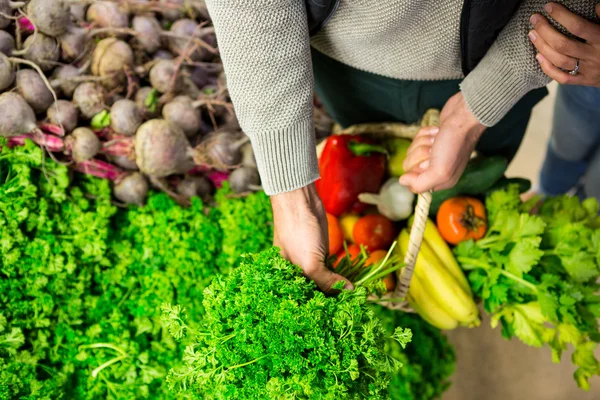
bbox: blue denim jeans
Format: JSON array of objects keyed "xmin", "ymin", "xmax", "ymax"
[{"xmin": 539, "ymin": 84, "xmax": 600, "ymax": 201}]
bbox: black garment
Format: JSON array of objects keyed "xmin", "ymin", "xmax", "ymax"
[{"xmin": 312, "ymin": 48, "xmax": 548, "ymax": 162}]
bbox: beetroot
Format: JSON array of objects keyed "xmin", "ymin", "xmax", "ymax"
[
  {"xmin": 91, "ymin": 38, "xmax": 134, "ymax": 89},
  {"xmin": 0, "ymin": 92, "xmax": 38, "ymax": 136},
  {"xmin": 0, "ymin": 30, "xmax": 14, "ymax": 55},
  {"xmin": 132, "ymin": 15, "xmax": 163, "ymax": 54},
  {"xmin": 114, "ymin": 172, "xmax": 148, "ymax": 205},
  {"xmin": 194, "ymin": 131, "xmax": 249, "ymax": 170},
  {"xmin": 0, "ymin": 0, "xmax": 11, "ymax": 29},
  {"xmin": 135, "ymin": 119, "xmax": 194, "ymax": 177},
  {"xmin": 59, "ymin": 26, "xmax": 87, "ymax": 63},
  {"xmin": 159, "ymin": 0, "xmax": 183, "ymax": 21},
  {"xmin": 161, "ymin": 96, "xmax": 201, "ymax": 138},
  {"xmin": 0, "ymin": 53, "xmax": 14, "ymax": 91},
  {"xmin": 149, "ymin": 59, "xmax": 183, "ymax": 93},
  {"xmin": 241, "ymin": 142, "xmax": 257, "ymax": 168},
  {"xmin": 47, "ymin": 100, "xmax": 78, "ymax": 133},
  {"xmin": 86, "ymin": 1, "xmax": 129, "ymax": 29},
  {"xmin": 110, "ymin": 99, "xmax": 143, "ymax": 136},
  {"xmin": 66, "ymin": 127, "xmax": 101, "ymax": 163},
  {"xmin": 16, "ymin": 69, "xmax": 54, "ymax": 114},
  {"xmin": 229, "ymin": 166, "xmax": 260, "ymax": 193},
  {"xmin": 153, "ymin": 50, "xmax": 173, "ymax": 60},
  {"xmin": 167, "ymin": 19, "xmax": 215, "ymax": 61},
  {"xmin": 70, "ymin": 3, "xmax": 88, "ymax": 22},
  {"xmin": 21, "ymin": 33, "xmax": 60, "ymax": 71},
  {"xmin": 50, "ymin": 65, "xmax": 80, "ymax": 97},
  {"xmin": 111, "ymin": 155, "xmax": 138, "ymax": 170},
  {"xmin": 26, "ymin": 0, "xmax": 69, "ymax": 37},
  {"xmin": 176, "ymin": 175, "xmax": 212, "ymax": 199},
  {"xmin": 73, "ymin": 82, "xmax": 107, "ymax": 119}
]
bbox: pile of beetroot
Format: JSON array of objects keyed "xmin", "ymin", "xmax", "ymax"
[{"xmin": 0, "ymin": 0, "xmax": 334, "ymax": 206}]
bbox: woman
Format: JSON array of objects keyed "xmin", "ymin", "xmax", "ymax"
[
  {"xmin": 205, "ymin": 0, "xmax": 596, "ymax": 291},
  {"xmin": 532, "ymin": 4, "xmax": 600, "ymax": 201}
]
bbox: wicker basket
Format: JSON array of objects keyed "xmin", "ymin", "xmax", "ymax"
[{"xmin": 318, "ymin": 109, "xmax": 441, "ymax": 311}]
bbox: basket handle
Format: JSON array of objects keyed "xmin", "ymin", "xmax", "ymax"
[
  {"xmin": 392, "ymin": 108, "xmax": 439, "ymax": 300},
  {"xmin": 394, "ymin": 191, "xmax": 432, "ymax": 299}
]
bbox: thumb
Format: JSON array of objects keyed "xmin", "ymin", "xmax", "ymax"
[{"xmin": 308, "ymin": 266, "xmax": 354, "ymax": 293}]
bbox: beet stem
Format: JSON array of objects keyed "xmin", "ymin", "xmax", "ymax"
[{"xmin": 75, "ymin": 159, "xmax": 126, "ymax": 182}]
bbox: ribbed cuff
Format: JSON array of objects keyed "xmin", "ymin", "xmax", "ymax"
[
  {"xmin": 460, "ymin": 46, "xmax": 532, "ymax": 128},
  {"xmin": 248, "ymin": 119, "xmax": 320, "ymax": 195}
]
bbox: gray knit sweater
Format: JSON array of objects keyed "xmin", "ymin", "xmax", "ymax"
[{"xmin": 205, "ymin": 0, "xmax": 596, "ymax": 195}]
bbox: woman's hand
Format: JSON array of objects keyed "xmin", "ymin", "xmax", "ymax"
[
  {"xmin": 399, "ymin": 92, "xmax": 485, "ymax": 194},
  {"xmin": 529, "ymin": 3, "xmax": 600, "ymax": 87},
  {"xmin": 271, "ymin": 184, "xmax": 353, "ymax": 293}
]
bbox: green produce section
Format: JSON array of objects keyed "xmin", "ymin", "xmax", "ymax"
[{"xmin": 0, "ymin": 139, "xmax": 455, "ymax": 399}]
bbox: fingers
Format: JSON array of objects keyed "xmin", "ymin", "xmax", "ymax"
[
  {"xmin": 402, "ymin": 126, "xmax": 438, "ymax": 173},
  {"xmin": 536, "ymin": 53, "xmax": 583, "ymax": 85},
  {"xmin": 530, "ymin": 13, "xmax": 588, "ymax": 59},
  {"xmin": 400, "ymin": 165, "xmax": 458, "ymax": 194},
  {"xmin": 543, "ymin": 3, "xmax": 600, "ymax": 43},
  {"xmin": 529, "ymin": 29, "xmax": 577, "ymax": 71},
  {"xmin": 306, "ymin": 265, "xmax": 354, "ymax": 293}
]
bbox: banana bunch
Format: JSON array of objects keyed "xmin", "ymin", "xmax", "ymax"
[{"xmin": 398, "ymin": 218, "xmax": 480, "ymax": 330}]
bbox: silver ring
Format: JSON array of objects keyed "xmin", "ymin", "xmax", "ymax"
[{"xmin": 567, "ymin": 59, "xmax": 579, "ymax": 76}]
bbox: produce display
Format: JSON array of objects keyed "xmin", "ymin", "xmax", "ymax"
[
  {"xmin": 0, "ymin": 0, "xmax": 334, "ymax": 208},
  {"xmin": 1, "ymin": 1, "xmax": 598, "ymax": 397}
]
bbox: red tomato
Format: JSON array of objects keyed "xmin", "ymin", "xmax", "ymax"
[
  {"xmin": 333, "ymin": 244, "xmax": 361, "ymax": 269},
  {"xmin": 353, "ymin": 215, "xmax": 395, "ymax": 251}
]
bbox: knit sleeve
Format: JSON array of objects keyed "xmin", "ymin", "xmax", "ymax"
[
  {"xmin": 205, "ymin": 0, "xmax": 319, "ymax": 195},
  {"xmin": 460, "ymin": 0, "xmax": 598, "ymax": 127}
]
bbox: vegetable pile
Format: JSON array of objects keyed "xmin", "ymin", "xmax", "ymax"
[
  {"xmin": 0, "ymin": 137, "xmax": 273, "ymax": 399},
  {"xmin": 0, "ymin": 0, "xmax": 333, "ymax": 206},
  {"xmin": 456, "ymin": 185, "xmax": 600, "ymax": 390},
  {"xmin": 0, "ymin": 138, "xmax": 456, "ymax": 399}
]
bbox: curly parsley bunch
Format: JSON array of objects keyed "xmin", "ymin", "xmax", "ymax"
[{"xmin": 163, "ymin": 247, "xmax": 411, "ymax": 399}]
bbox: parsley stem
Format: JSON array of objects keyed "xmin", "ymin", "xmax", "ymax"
[
  {"xmin": 368, "ymin": 297, "xmax": 406, "ymax": 303},
  {"xmin": 80, "ymin": 343, "xmax": 129, "ymax": 357},
  {"xmin": 91, "ymin": 354, "xmax": 130, "ymax": 378},
  {"xmin": 227, "ymin": 354, "xmax": 270, "ymax": 371}
]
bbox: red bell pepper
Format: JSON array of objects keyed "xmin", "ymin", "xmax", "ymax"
[{"xmin": 316, "ymin": 135, "xmax": 386, "ymax": 216}]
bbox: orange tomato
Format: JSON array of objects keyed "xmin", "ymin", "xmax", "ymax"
[
  {"xmin": 353, "ymin": 214, "xmax": 395, "ymax": 251},
  {"xmin": 326, "ymin": 213, "xmax": 344, "ymax": 255},
  {"xmin": 436, "ymin": 197, "xmax": 487, "ymax": 245},
  {"xmin": 333, "ymin": 244, "xmax": 361, "ymax": 268},
  {"xmin": 365, "ymin": 250, "xmax": 388, "ymax": 266}
]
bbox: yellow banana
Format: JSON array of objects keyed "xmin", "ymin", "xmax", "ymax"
[
  {"xmin": 408, "ymin": 216, "xmax": 472, "ymax": 296},
  {"xmin": 399, "ymin": 229, "xmax": 479, "ymax": 325},
  {"xmin": 407, "ymin": 274, "xmax": 459, "ymax": 330}
]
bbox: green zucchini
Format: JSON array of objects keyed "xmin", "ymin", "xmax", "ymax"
[
  {"xmin": 484, "ymin": 177, "xmax": 531, "ymax": 196},
  {"xmin": 429, "ymin": 156, "xmax": 508, "ymax": 216}
]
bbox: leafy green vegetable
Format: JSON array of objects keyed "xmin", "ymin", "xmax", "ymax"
[
  {"xmin": 373, "ymin": 306, "xmax": 456, "ymax": 400},
  {"xmin": 163, "ymin": 248, "xmax": 412, "ymax": 399},
  {"xmin": 456, "ymin": 184, "xmax": 600, "ymax": 390}
]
